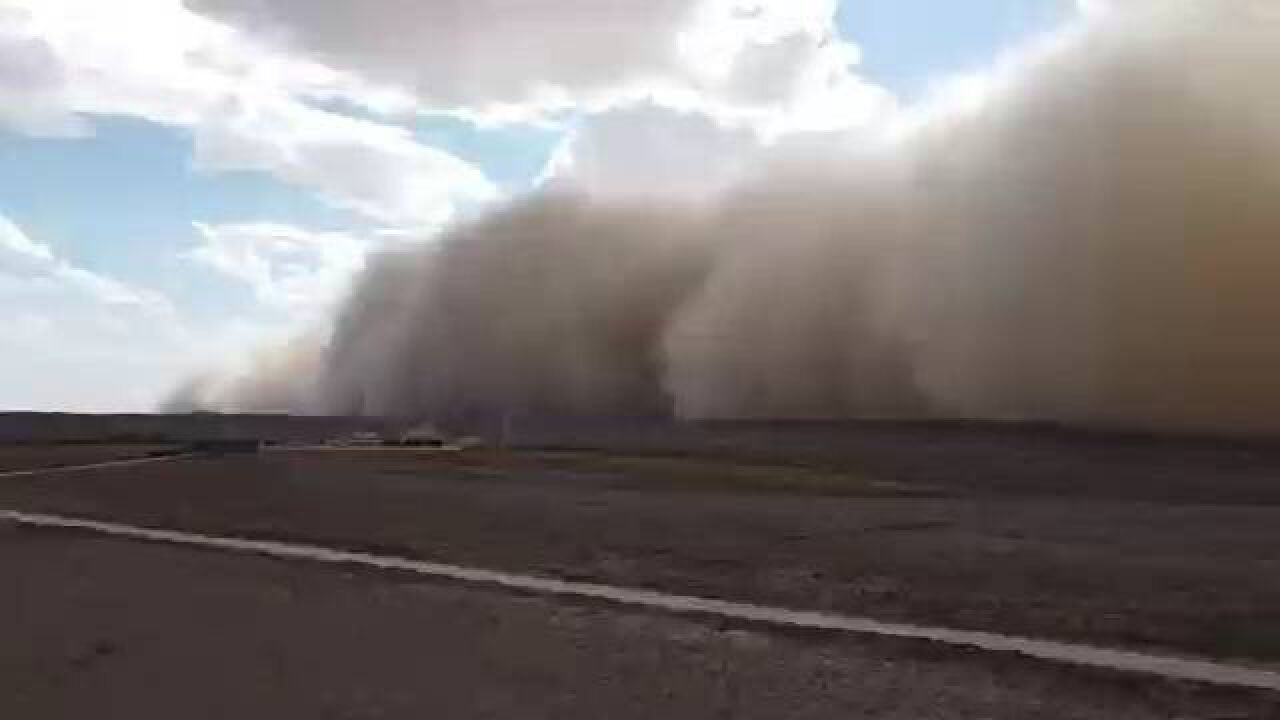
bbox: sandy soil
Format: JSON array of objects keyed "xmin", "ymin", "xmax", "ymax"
[
  {"xmin": 2, "ymin": 523, "xmax": 1274, "ymax": 719},
  {"xmin": 2, "ymin": 445, "xmax": 1278, "ymax": 664}
]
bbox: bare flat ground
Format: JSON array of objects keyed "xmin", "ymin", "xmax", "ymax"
[
  {"xmin": 2, "ymin": 523, "xmax": 1273, "ymax": 719},
  {"xmin": 0, "ymin": 444, "xmax": 176, "ymax": 472},
  {"xmin": 3, "ymin": 440, "xmax": 1280, "ymax": 717},
  {"xmin": 3, "ymin": 445, "xmax": 1280, "ymax": 660}
]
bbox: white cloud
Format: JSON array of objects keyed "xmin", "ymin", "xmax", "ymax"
[
  {"xmin": 0, "ymin": 306, "xmax": 289, "ymax": 412},
  {"xmin": 0, "ymin": 0, "xmax": 1099, "ymax": 415},
  {"xmin": 0, "ymin": 214, "xmax": 320, "ymax": 412},
  {"xmin": 1076, "ymin": 0, "xmax": 1114, "ymax": 15},
  {"xmin": 1, "ymin": 0, "xmax": 893, "ymax": 220},
  {"xmin": 192, "ymin": 98, "xmax": 495, "ymax": 226},
  {"xmin": 185, "ymin": 0, "xmax": 894, "ymax": 134},
  {"xmin": 187, "ymin": 221, "xmax": 368, "ymax": 312},
  {"xmin": 0, "ymin": 1, "xmax": 496, "ymax": 410},
  {"xmin": 0, "ymin": 215, "xmax": 54, "ymax": 268},
  {"xmin": 540, "ymin": 103, "xmax": 763, "ymax": 199},
  {"xmin": 0, "ymin": 214, "xmax": 205, "ymax": 411},
  {"xmin": 1, "ymin": 0, "xmax": 495, "ymax": 228},
  {"xmin": 0, "ymin": 6, "xmax": 87, "ymax": 137},
  {"xmin": 187, "ymin": 0, "xmax": 700, "ymax": 114},
  {"xmin": 0, "ymin": 216, "xmax": 171, "ymax": 313}
]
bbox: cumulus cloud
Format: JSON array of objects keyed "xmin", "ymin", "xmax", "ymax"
[
  {"xmin": 184, "ymin": 0, "xmax": 893, "ymax": 133},
  {"xmin": 187, "ymin": 0, "xmax": 697, "ymax": 113},
  {"xmin": 1, "ymin": 0, "xmax": 494, "ymax": 228},
  {"xmin": 539, "ymin": 104, "xmax": 763, "ymax": 200},
  {"xmin": 181, "ymin": 1, "xmax": 1280, "ymax": 435},
  {"xmin": 187, "ymin": 221, "xmax": 369, "ymax": 312}
]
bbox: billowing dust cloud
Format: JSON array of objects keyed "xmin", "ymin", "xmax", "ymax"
[{"xmin": 169, "ymin": 2, "xmax": 1280, "ymax": 434}]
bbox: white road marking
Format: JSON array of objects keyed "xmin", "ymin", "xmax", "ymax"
[
  {"xmin": 0, "ymin": 453, "xmax": 188, "ymax": 478},
  {"xmin": 3, "ymin": 507, "xmax": 1278, "ymax": 692}
]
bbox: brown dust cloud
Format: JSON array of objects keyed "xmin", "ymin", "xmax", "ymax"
[{"xmin": 167, "ymin": 2, "xmax": 1280, "ymax": 435}]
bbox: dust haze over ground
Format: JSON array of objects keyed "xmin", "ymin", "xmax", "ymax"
[{"xmin": 169, "ymin": 2, "xmax": 1280, "ymax": 435}]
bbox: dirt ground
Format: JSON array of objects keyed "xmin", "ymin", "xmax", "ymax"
[
  {"xmin": 2, "ymin": 443, "xmax": 1279, "ymax": 667},
  {"xmin": 0, "ymin": 444, "xmax": 176, "ymax": 472},
  {"xmin": 2, "ymin": 523, "xmax": 1274, "ymax": 719}
]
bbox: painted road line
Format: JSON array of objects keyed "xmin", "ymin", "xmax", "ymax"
[
  {"xmin": 3, "ymin": 508, "xmax": 1278, "ymax": 692},
  {"xmin": 0, "ymin": 453, "xmax": 188, "ymax": 479}
]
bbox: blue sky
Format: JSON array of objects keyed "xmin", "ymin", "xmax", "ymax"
[
  {"xmin": 839, "ymin": 0, "xmax": 1070, "ymax": 96},
  {"xmin": 0, "ymin": 0, "xmax": 1076, "ymax": 411}
]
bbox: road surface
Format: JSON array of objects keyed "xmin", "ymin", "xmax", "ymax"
[{"xmin": 3, "ymin": 449, "xmax": 1279, "ymax": 717}]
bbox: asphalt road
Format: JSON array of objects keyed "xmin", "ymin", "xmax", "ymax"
[
  {"xmin": 4, "ymin": 449, "xmax": 1279, "ymax": 662},
  {"xmin": 4, "ymin": 522, "xmax": 1275, "ymax": 719},
  {"xmin": 4, "ymin": 446, "xmax": 1280, "ymax": 717}
]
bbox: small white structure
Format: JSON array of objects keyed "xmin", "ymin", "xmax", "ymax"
[
  {"xmin": 350, "ymin": 431, "xmax": 384, "ymax": 446},
  {"xmin": 329, "ymin": 431, "xmax": 383, "ymax": 447},
  {"xmin": 399, "ymin": 423, "xmax": 445, "ymax": 446}
]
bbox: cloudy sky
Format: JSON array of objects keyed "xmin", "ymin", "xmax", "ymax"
[{"xmin": 0, "ymin": 0, "xmax": 1074, "ymax": 412}]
